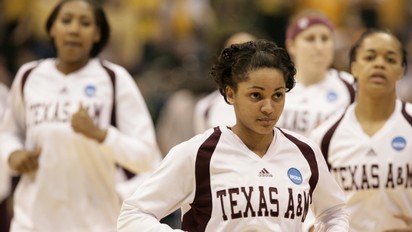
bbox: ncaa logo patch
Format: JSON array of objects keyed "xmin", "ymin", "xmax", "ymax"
[
  {"xmin": 326, "ymin": 91, "xmax": 338, "ymax": 102},
  {"xmin": 392, "ymin": 136, "xmax": 406, "ymax": 151},
  {"xmin": 84, "ymin": 85, "xmax": 96, "ymax": 97},
  {"xmin": 287, "ymin": 168, "xmax": 303, "ymax": 185}
]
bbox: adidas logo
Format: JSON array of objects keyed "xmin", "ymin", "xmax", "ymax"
[
  {"xmin": 258, "ymin": 168, "xmax": 273, "ymax": 177},
  {"xmin": 366, "ymin": 149, "xmax": 376, "ymax": 156}
]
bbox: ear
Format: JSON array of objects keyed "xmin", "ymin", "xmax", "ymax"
[
  {"xmin": 94, "ymin": 29, "xmax": 101, "ymax": 43},
  {"xmin": 225, "ymin": 86, "xmax": 235, "ymax": 104},
  {"xmin": 49, "ymin": 25, "xmax": 56, "ymax": 38},
  {"xmin": 350, "ymin": 62, "xmax": 359, "ymax": 78}
]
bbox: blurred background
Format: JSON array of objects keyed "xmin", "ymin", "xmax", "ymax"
[{"xmin": 0, "ymin": 0, "xmax": 411, "ymax": 125}]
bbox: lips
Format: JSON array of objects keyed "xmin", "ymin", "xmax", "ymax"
[
  {"xmin": 369, "ymin": 72, "xmax": 387, "ymax": 83},
  {"xmin": 64, "ymin": 41, "xmax": 82, "ymax": 47}
]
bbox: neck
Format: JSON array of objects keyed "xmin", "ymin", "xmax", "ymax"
[
  {"xmin": 231, "ymin": 126, "xmax": 274, "ymax": 158},
  {"xmin": 354, "ymin": 93, "xmax": 397, "ymax": 136},
  {"xmin": 355, "ymin": 93, "xmax": 397, "ymax": 121},
  {"xmin": 56, "ymin": 59, "xmax": 90, "ymax": 75}
]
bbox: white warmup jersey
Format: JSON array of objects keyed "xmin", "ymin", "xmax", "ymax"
[
  {"xmin": 0, "ymin": 58, "xmax": 161, "ymax": 232},
  {"xmin": 0, "ymin": 83, "xmax": 10, "ymax": 202},
  {"xmin": 310, "ymin": 100, "xmax": 412, "ymax": 232},
  {"xmin": 276, "ymin": 69, "xmax": 355, "ymax": 137},
  {"xmin": 118, "ymin": 126, "xmax": 349, "ymax": 232},
  {"xmin": 193, "ymin": 90, "xmax": 235, "ymax": 134}
]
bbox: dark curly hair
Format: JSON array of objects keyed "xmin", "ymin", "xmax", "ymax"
[
  {"xmin": 45, "ymin": 0, "xmax": 110, "ymax": 58},
  {"xmin": 209, "ymin": 39, "xmax": 296, "ymax": 104}
]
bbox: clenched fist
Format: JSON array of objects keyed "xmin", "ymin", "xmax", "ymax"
[
  {"xmin": 71, "ymin": 103, "xmax": 107, "ymax": 143},
  {"xmin": 9, "ymin": 148, "xmax": 42, "ymax": 173}
]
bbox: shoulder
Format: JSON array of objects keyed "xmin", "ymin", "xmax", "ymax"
[
  {"xmin": 16, "ymin": 60, "xmax": 46, "ymax": 76},
  {"xmin": 99, "ymin": 59, "xmax": 131, "ymax": 77},
  {"xmin": 309, "ymin": 106, "xmax": 349, "ymax": 144},
  {"xmin": 399, "ymin": 100, "xmax": 412, "ymax": 123},
  {"xmin": 329, "ymin": 69, "xmax": 354, "ymax": 84},
  {"xmin": 166, "ymin": 128, "xmax": 221, "ymax": 158}
]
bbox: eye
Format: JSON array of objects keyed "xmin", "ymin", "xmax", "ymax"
[
  {"xmin": 364, "ymin": 55, "xmax": 375, "ymax": 62},
  {"xmin": 61, "ymin": 16, "xmax": 72, "ymax": 24},
  {"xmin": 250, "ymin": 92, "xmax": 262, "ymax": 100},
  {"xmin": 321, "ymin": 34, "xmax": 330, "ymax": 42},
  {"xmin": 273, "ymin": 92, "xmax": 284, "ymax": 101},
  {"xmin": 80, "ymin": 18, "xmax": 93, "ymax": 27},
  {"xmin": 305, "ymin": 35, "xmax": 315, "ymax": 42},
  {"xmin": 386, "ymin": 57, "xmax": 397, "ymax": 64}
]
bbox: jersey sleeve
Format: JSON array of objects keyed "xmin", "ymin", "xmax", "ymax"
[
  {"xmin": 117, "ymin": 139, "xmax": 198, "ymax": 232},
  {"xmin": 309, "ymin": 142, "xmax": 349, "ymax": 231},
  {"xmin": 0, "ymin": 62, "xmax": 37, "ymax": 165},
  {"xmin": 99, "ymin": 63, "xmax": 162, "ymax": 173}
]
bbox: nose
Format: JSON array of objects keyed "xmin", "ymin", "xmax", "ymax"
[
  {"xmin": 374, "ymin": 56, "xmax": 386, "ymax": 69},
  {"xmin": 261, "ymin": 99, "xmax": 274, "ymax": 115},
  {"xmin": 68, "ymin": 22, "xmax": 81, "ymax": 34}
]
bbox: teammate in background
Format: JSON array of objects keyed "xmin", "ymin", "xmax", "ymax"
[
  {"xmin": 0, "ymin": 0, "xmax": 161, "ymax": 231},
  {"xmin": 193, "ymin": 32, "xmax": 257, "ymax": 134},
  {"xmin": 118, "ymin": 40, "xmax": 349, "ymax": 231},
  {"xmin": 310, "ymin": 29, "xmax": 412, "ymax": 231},
  {"xmin": 276, "ymin": 9, "xmax": 355, "ymax": 138}
]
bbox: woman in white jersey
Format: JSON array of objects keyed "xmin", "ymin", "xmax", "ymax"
[
  {"xmin": 310, "ymin": 29, "xmax": 412, "ymax": 231},
  {"xmin": 118, "ymin": 40, "xmax": 349, "ymax": 231},
  {"xmin": 0, "ymin": 0, "xmax": 161, "ymax": 231},
  {"xmin": 276, "ymin": 9, "xmax": 355, "ymax": 138}
]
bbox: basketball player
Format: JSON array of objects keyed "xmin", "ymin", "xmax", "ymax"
[
  {"xmin": 310, "ymin": 29, "xmax": 412, "ymax": 231},
  {"xmin": 276, "ymin": 9, "xmax": 355, "ymax": 138},
  {"xmin": 118, "ymin": 40, "xmax": 349, "ymax": 231},
  {"xmin": 0, "ymin": 0, "xmax": 160, "ymax": 231}
]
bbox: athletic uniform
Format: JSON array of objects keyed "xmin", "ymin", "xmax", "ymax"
[
  {"xmin": 0, "ymin": 83, "xmax": 11, "ymax": 232},
  {"xmin": 0, "ymin": 83, "xmax": 9, "ymax": 203},
  {"xmin": 310, "ymin": 100, "xmax": 412, "ymax": 231},
  {"xmin": 0, "ymin": 58, "xmax": 160, "ymax": 232},
  {"xmin": 276, "ymin": 69, "xmax": 355, "ymax": 138},
  {"xmin": 118, "ymin": 126, "xmax": 349, "ymax": 232}
]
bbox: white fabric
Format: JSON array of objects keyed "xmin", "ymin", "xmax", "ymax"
[
  {"xmin": 118, "ymin": 126, "xmax": 348, "ymax": 232},
  {"xmin": 276, "ymin": 69, "xmax": 354, "ymax": 138},
  {"xmin": 0, "ymin": 83, "xmax": 10, "ymax": 202},
  {"xmin": 0, "ymin": 58, "xmax": 161, "ymax": 232},
  {"xmin": 310, "ymin": 100, "xmax": 412, "ymax": 231}
]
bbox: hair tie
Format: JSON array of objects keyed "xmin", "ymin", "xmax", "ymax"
[{"xmin": 286, "ymin": 16, "xmax": 334, "ymax": 40}]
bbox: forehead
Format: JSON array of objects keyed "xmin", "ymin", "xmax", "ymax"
[
  {"xmin": 59, "ymin": 0, "xmax": 95, "ymax": 17},
  {"xmin": 358, "ymin": 33, "xmax": 401, "ymax": 54}
]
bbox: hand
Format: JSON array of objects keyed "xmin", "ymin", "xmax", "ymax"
[
  {"xmin": 384, "ymin": 214, "xmax": 412, "ymax": 232},
  {"xmin": 71, "ymin": 103, "xmax": 107, "ymax": 142},
  {"xmin": 8, "ymin": 148, "xmax": 41, "ymax": 173}
]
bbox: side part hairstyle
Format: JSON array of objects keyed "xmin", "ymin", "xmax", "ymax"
[
  {"xmin": 45, "ymin": 0, "xmax": 111, "ymax": 57},
  {"xmin": 210, "ymin": 39, "xmax": 296, "ymax": 104},
  {"xmin": 349, "ymin": 28, "xmax": 408, "ymax": 75}
]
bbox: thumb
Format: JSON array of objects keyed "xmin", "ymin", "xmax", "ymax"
[{"xmin": 32, "ymin": 147, "xmax": 42, "ymax": 157}]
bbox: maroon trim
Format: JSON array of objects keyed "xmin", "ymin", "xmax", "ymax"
[
  {"xmin": 21, "ymin": 66, "xmax": 38, "ymax": 101},
  {"xmin": 0, "ymin": 197, "xmax": 11, "ymax": 232},
  {"xmin": 401, "ymin": 102, "xmax": 412, "ymax": 126},
  {"xmin": 182, "ymin": 127, "xmax": 222, "ymax": 231},
  {"xmin": 100, "ymin": 62, "xmax": 117, "ymax": 127},
  {"xmin": 320, "ymin": 113, "xmax": 345, "ymax": 170},
  {"xmin": 337, "ymin": 72, "xmax": 355, "ymax": 104},
  {"xmin": 278, "ymin": 128, "xmax": 318, "ymax": 203}
]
